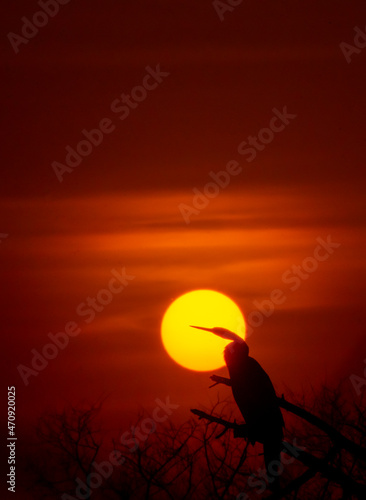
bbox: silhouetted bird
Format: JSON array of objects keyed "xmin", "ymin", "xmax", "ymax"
[{"xmin": 191, "ymin": 326, "xmax": 284, "ymax": 491}]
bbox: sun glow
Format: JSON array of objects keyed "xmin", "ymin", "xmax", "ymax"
[{"xmin": 161, "ymin": 289, "xmax": 245, "ymax": 371}]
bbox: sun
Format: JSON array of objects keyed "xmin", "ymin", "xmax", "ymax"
[{"xmin": 161, "ymin": 289, "xmax": 246, "ymax": 371}]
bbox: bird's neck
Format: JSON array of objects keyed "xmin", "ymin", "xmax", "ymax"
[{"xmin": 227, "ymin": 356, "xmax": 249, "ymax": 380}]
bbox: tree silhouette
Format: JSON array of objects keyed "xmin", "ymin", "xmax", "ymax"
[
  {"xmin": 25, "ymin": 401, "xmax": 104, "ymax": 499},
  {"xmin": 24, "ymin": 380, "xmax": 366, "ymax": 499}
]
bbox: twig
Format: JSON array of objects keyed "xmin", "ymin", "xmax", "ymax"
[
  {"xmin": 190, "ymin": 409, "xmax": 236, "ymax": 430},
  {"xmin": 266, "ymin": 468, "xmax": 317, "ymax": 500}
]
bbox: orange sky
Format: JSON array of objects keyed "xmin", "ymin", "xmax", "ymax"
[{"xmin": 1, "ymin": 0, "xmax": 366, "ymax": 473}]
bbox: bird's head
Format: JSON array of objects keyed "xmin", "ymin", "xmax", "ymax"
[
  {"xmin": 189, "ymin": 325, "xmax": 249, "ymax": 366},
  {"xmin": 223, "ymin": 340, "xmax": 249, "ymax": 366}
]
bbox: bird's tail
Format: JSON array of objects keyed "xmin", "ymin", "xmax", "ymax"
[{"xmin": 263, "ymin": 438, "xmax": 283, "ymax": 492}]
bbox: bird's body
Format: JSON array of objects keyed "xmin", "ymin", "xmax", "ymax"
[
  {"xmin": 224, "ymin": 344, "xmax": 284, "ymax": 445},
  {"xmin": 224, "ymin": 343, "xmax": 284, "ymax": 489},
  {"xmin": 190, "ymin": 326, "xmax": 284, "ymax": 490}
]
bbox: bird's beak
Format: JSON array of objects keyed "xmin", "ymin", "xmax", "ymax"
[
  {"xmin": 190, "ymin": 325, "xmax": 214, "ymax": 332},
  {"xmin": 190, "ymin": 325, "xmax": 244, "ymax": 343}
]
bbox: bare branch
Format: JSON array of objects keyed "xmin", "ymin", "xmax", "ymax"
[
  {"xmin": 190, "ymin": 408, "xmax": 366, "ymax": 499},
  {"xmin": 210, "ymin": 374, "xmax": 366, "ymax": 462}
]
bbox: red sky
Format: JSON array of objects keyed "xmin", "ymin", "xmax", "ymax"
[{"xmin": 1, "ymin": 0, "xmax": 365, "ymax": 483}]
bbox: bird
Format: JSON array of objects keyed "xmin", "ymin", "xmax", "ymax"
[{"xmin": 190, "ymin": 325, "xmax": 284, "ymax": 491}]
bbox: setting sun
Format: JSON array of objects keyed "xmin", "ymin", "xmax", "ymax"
[{"xmin": 161, "ymin": 290, "xmax": 246, "ymax": 371}]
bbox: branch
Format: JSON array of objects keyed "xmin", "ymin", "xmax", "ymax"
[
  {"xmin": 294, "ymin": 445, "xmax": 366, "ymax": 499},
  {"xmin": 278, "ymin": 396, "xmax": 366, "ymax": 463},
  {"xmin": 190, "ymin": 409, "xmax": 366, "ymax": 500},
  {"xmin": 210, "ymin": 375, "xmax": 366, "ymax": 462},
  {"xmin": 190, "ymin": 409, "xmax": 250, "ymax": 440}
]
